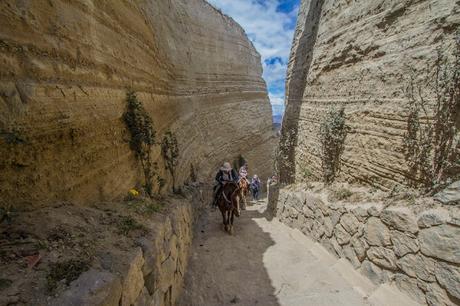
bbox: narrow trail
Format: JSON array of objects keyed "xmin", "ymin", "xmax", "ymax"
[{"xmin": 177, "ymin": 200, "xmax": 419, "ymax": 306}]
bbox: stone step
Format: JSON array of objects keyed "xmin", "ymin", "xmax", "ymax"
[
  {"xmin": 330, "ymin": 258, "xmax": 376, "ymax": 297},
  {"xmin": 368, "ymin": 284, "xmax": 420, "ymax": 306},
  {"xmin": 285, "ymin": 224, "xmax": 421, "ymax": 306}
]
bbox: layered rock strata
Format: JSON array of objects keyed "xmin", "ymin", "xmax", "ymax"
[
  {"xmin": 0, "ymin": 0, "xmax": 275, "ymax": 207},
  {"xmin": 272, "ymin": 184, "xmax": 460, "ymax": 305},
  {"xmin": 280, "ymin": 0, "xmax": 459, "ymax": 188}
]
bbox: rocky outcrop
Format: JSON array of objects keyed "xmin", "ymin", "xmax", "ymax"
[
  {"xmin": 279, "ymin": 0, "xmax": 459, "ymax": 188},
  {"xmin": 272, "ymin": 184, "xmax": 460, "ymax": 305},
  {"xmin": 0, "ymin": 0, "xmax": 275, "ymax": 207}
]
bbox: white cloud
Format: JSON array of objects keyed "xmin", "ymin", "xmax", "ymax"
[
  {"xmin": 269, "ymin": 93, "xmax": 284, "ymax": 105},
  {"xmin": 207, "ymin": 0, "xmax": 298, "ymax": 111}
]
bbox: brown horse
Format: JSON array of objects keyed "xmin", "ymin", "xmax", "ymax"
[
  {"xmin": 238, "ymin": 178, "xmax": 249, "ymax": 210},
  {"xmin": 217, "ymin": 182, "xmax": 241, "ymax": 235}
]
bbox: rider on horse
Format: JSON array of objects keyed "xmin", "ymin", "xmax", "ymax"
[
  {"xmin": 238, "ymin": 163, "xmax": 250, "ymax": 209},
  {"xmin": 238, "ymin": 163, "xmax": 249, "ymax": 184},
  {"xmin": 213, "ymin": 162, "xmax": 239, "ymax": 206}
]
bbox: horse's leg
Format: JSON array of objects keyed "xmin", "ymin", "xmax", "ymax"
[
  {"xmin": 235, "ymin": 195, "xmax": 241, "ymax": 217},
  {"xmin": 229, "ymin": 211, "xmax": 234, "ymax": 235},
  {"xmin": 225, "ymin": 210, "xmax": 231, "ymax": 232},
  {"xmin": 220, "ymin": 206, "xmax": 227, "ymax": 232},
  {"xmin": 241, "ymin": 191, "xmax": 246, "ymax": 210}
]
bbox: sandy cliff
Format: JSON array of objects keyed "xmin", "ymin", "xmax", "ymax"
[
  {"xmin": 280, "ymin": 0, "xmax": 459, "ymax": 188},
  {"xmin": 0, "ymin": 0, "xmax": 275, "ymax": 207}
]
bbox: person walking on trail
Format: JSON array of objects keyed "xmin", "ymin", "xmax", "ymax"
[
  {"xmin": 250, "ymin": 174, "xmax": 261, "ymax": 201},
  {"xmin": 212, "ymin": 162, "xmax": 239, "ymax": 207},
  {"xmin": 238, "ymin": 163, "xmax": 250, "ymax": 209}
]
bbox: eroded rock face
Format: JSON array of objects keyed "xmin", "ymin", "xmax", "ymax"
[
  {"xmin": 279, "ymin": 0, "xmax": 459, "ymax": 187},
  {"xmin": 0, "ymin": 0, "xmax": 275, "ymax": 207}
]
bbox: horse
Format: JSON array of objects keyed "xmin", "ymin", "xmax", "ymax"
[
  {"xmin": 238, "ymin": 178, "xmax": 250, "ymax": 210},
  {"xmin": 217, "ymin": 182, "xmax": 241, "ymax": 235}
]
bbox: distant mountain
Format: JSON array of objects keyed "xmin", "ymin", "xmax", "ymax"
[
  {"xmin": 272, "ymin": 104, "xmax": 284, "ymax": 125},
  {"xmin": 273, "ymin": 114, "xmax": 283, "ymax": 124}
]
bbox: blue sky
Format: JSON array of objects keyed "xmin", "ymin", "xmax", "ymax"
[{"xmin": 207, "ymin": 0, "xmax": 300, "ymax": 121}]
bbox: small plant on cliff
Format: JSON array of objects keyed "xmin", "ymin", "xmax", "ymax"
[
  {"xmin": 0, "ymin": 200, "xmax": 13, "ymax": 225},
  {"xmin": 237, "ymin": 154, "xmax": 246, "ymax": 169},
  {"xmin": 330, "ymin": 187, "xmax": 353, "ymax": 201},
  {"xmin": 161, "ymin": 130, "xmax": 179, "ymax": 193},
  {"xmin": 319, "ymin": 107, "xmax": 348, "ymax": 184},
  {"xmin": 116, "ymin": 215, "xmax": 147, "ymax": 235},
  {"xmin": 123, "ymin": 90, "xmax": 157, "ymax": 196},
  {"xmin": 47, "ymin": 259, "xmax": 90, "ymax": 292},
  {"xmin": 403, "ymin": 36, "xmax": 460, "ymax": 189}
]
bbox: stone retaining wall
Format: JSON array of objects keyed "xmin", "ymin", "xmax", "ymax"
[
  {"xmin": 51, "ymin": 186, "xmax": 209, "ymax": 306},
  {"xmin": 272, "ymin": 184, "xmax": 460, "ymax": 306}
]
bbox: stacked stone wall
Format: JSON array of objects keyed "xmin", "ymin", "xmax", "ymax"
[
  {"xmin": 51, "ymin": 187, "xmax": 209, "ymax": 306},
  {"xmin": 273, "ymin": 184, "xmax": 460, "ymax": 306}
]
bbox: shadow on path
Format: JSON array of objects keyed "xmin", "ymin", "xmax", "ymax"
[{"xmin": 177, "ymin": 202, "xmax": 279, "ymax": 306}]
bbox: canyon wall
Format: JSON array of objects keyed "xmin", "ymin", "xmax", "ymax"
[
  {"xmin": 0, "ymin": 0, "xmax": 275, "ymax": 207},
  {"xmin": 280, "ymin": 0, "xmax": 459, "ymax": 188}
]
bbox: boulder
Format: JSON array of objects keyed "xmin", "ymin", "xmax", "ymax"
[
  {"xmin": 381, "ymin": 207, "xmax": 418, "ymax": 234},
  {"xmin": 340, "ymin": 213, "xmax": 360, "ymax": 235},
  {"xmin": 367, "ymin": 204, "xmax": 384, "ymax": 217},
  {"xmin": 351, "ymin": 206, "xmax": 369, "ymax": 222},
  {"xmin": 343, "ymin": 245, "xmax": 361, "ymax": 268},
  {"xmin": 359, "ymin": 260, "xmax": 391, "ymax": 285},
  {"xmin": 419, "ymin": 224, "xmax": 460, "ymax": 264},
  {"xmin": 50, "ymin": 269, "xmax": 122, "ymax": 306},
  {"xmin": 314, "ymin": 209, "xmax": 325, "ymax": 224},
  {"xmin": 390, "ymin": 230, "xmax": 419, "ymax": 257},
  {"xmin": 158, "ymin": 257, "xmax": 177, "ymax": 292},
  {"xmin": 397, "ymin": 253, "xmax": 436, "ymax": 282},
  {"xmin": 417, "ymin": 209, "xmax": 450, "ymax": 228},
  {"xmin": 323, "ymin": 217, "xmax": 334, "ymax": 237},
  {"xmin": 291, "ymin": 214, "xmax": 307, "ymax": 230},
  {"xmin": 364, "ymin": 217, "xmax": 391, "ymax": 246},
  {"xmin": 334, "ymin": 224, "xmax": 351, "ymax": 245},
  {"xmin": 367, "ymin": 247, "xmax": 397, "ymax": 270},
  {"xmin": 330, "ymin": 236, "xmax": 344, "ymax": 257},
  {"xmin": 435, "ymin": 262, "xmax": 460, "ymax": 300},
  {"xmin": 320, "ymin": 237, "xmax": 339, "ymax": 258},
  {"xmin": 133, "ymin": 287, "xmax": 153, "ymax": 306},
  {"xmin": 394, "ymin": 274, "xmax": 427, "ymax": 305},
  {"xmin": 291, "ymin": 191, "xmax": 306, "ymax": 210},
  {"xmin": 434, "ymin": 180, "xmax": 460, "ymax": 204},
  {"xmin": 426, "ymin": 282, "xmax": 453, "ymax": 306},
  {"xmin": 330, "ymin": 210, "xmax": 342, "ymax": 227},
  {"xmin": 302, "ymin": 205, "xmax": 315, "ymax": 218},
  {"xmin": 351, "ymin": 236, "xmax": 368, "ymax": 261},
  {"xmin": 121, "ymin": 248, "xmax": 145, "ymax": 306},
  {"xmin": 311, "ymin": 220, "xmax": 325, "ymax": 240},
  {"xmin": 136, "ymin": 236, "xmax": 159, "ymax": 277}
]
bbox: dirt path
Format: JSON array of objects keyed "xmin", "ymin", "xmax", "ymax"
[{"xmin": 177, "ymin": 200, "xmax": 419, "ymax": 306}]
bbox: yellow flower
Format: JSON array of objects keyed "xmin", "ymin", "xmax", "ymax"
[{"xmin": 129, "ymin": 189, "xmax": 139, "ymax": 197}]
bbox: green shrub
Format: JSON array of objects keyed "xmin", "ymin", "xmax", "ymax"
[
  {"xmin": 161, "ymin": 131, "xmax": 179, "ymax": 192},
  {"xmin": 123, "ymin": 91, "xmax": 157, "ymax": 196},
  {"xmin": 319, "ymin": 107, "xmax": 347, "ymax": 184},
  {"xmin": 332, "ymin": 188, "xmax": 353, "ymax": 201},
  {"xmin": 403, "ymin": 35, "xmax": 460, "ymax": 189},
  {"xmin": 47, "ymin": 259, "xmax": 90, "ymax": 292},
  {"xmin": 117, "ymin": 215, "xmax": 146, "ymax": 235}
]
